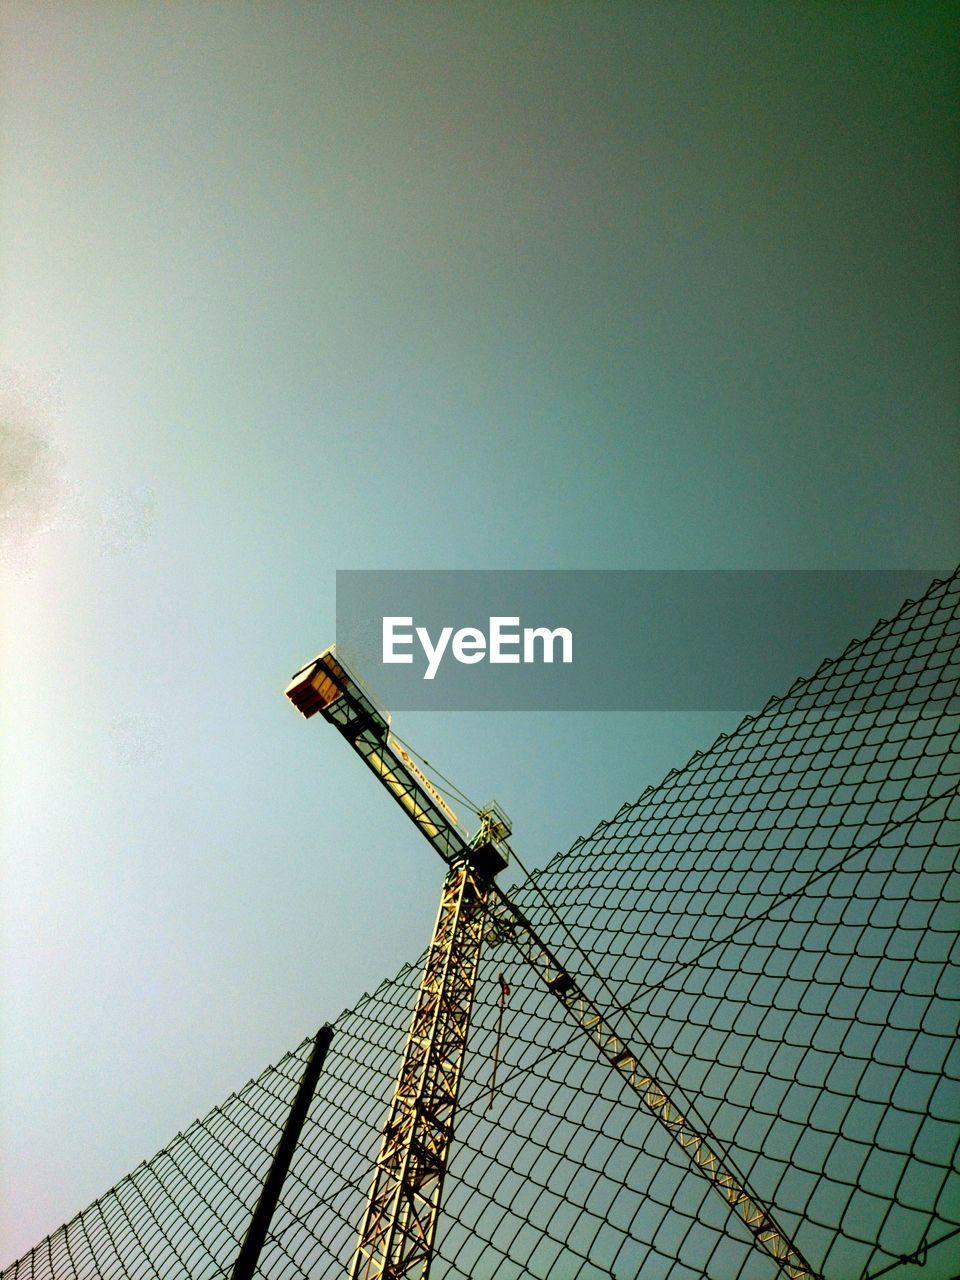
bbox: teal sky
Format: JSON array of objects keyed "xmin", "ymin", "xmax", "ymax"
[{"xmin": 1, "ymin": 1, "xmax": 958, "ymax": 1265}]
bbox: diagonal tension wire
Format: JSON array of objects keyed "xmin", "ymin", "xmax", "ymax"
[{"xmin": 626, "ymin": 779, "xmax": 960, "ymax": 1008}]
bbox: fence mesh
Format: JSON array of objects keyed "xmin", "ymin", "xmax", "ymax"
[{"xmin": 5, "ymin": 569, "xmax": 960, "ymax": 1280}]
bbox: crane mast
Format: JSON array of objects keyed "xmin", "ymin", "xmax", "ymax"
[
  {"xmin": 351, "ymin": 856, "xmax": 487, "ymax": 1280},
  {"xmin": 286, "ymin": 648, "xmax": 818, "ymax": 1280},
  {"xmin": 287, "ymin": 650, "xmax": 509, "ymax": 1280}
]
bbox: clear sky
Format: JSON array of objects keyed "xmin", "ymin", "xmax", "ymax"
[{"xmin": 1, "ymin": 1, "xmax": 958, "ymax": 1265}]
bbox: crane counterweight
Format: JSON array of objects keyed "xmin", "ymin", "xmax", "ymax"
[{"xmin": 285, "ymin": 648, "xmax": 390, "ymax": 733}]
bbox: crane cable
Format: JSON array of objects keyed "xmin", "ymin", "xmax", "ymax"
[
  {"xmin": 389, "ymin": 731, "xmax": 769, "ymax": 1217},
  {"xmin": 390, "ymin": 732, "xmax": 485, "ymax": 817},
  {"xmin": 378, "ymin": 732, "xmax": 829, "ymax": 1269},
  {"xmin": 390, "ymin": 733, "xmax": 668, "ymax": 1072},
  {"xmin": 487, "ymin": 973, "xmax": 510, "ymax": 1111}
]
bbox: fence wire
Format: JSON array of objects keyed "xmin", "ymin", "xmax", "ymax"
[{"xmin": 5, "ymin": 569, "xmax": 959, "ymax": 1280}]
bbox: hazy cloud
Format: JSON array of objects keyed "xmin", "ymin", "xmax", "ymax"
[
  {"xmin": 0, "ymin": 369, "xmax": 67, "ymax": 558},
  {"xmin": 0, "ymin": 370, "xmax": 157, "ymax": 565}
]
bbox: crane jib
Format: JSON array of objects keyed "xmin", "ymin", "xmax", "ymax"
[{"xmin": 285, "ymin": 647, "xmax": 507, "ymax": 878}]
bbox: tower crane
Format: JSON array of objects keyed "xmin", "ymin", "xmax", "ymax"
[{"xmin": 285, "ymin": 648, "xmax": 818, "ymax": 1280}]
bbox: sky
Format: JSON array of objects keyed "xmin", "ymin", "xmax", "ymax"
[{"xmin": 1, "ymin": 0, "xmax": 958, "ymax": 1266}]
